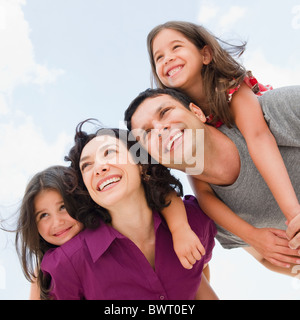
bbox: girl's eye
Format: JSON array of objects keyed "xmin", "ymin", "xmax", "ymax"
[
  {"xmin": 155, "ymin": 55, "xmax": 163, "ymax": 63},
  {"xmin": 59, "ymin": 204, "xmax": 66, "ymax": 211},
  {"xmin": 173, "ymin": 45, "xmax": 181, "ymax": 50},
  {"xmin": 37, "ymin": 212, "xmax": 49, "ymax": 221}
]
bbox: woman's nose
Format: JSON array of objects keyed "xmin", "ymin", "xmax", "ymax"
[{"xmin": 94, "ymin": 162, "xmax": 110, "ymax": 176}]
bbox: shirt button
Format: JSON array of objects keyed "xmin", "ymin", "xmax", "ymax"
[{"xmin": 160, "ymin": 295, "xmax": 165, "ymax": 300}]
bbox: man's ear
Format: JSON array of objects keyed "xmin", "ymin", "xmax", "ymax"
[{"xmin": 189, "ymin": 103, "xmax": 207, "ymax": 123}]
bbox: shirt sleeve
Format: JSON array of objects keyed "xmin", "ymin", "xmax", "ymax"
[
  {"xmin": 183, "ymin": 195, "xmax": 217, "ymax": 265},
  {"xmin": 41, "ymin": 248, "xmax": 84, "ymax": 300}
]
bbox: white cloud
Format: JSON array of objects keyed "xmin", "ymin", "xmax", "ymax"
[
  {"xmin": 197, "ymin": 1, "xmax": 219, "ymax": 24},
  {"xmin": 0, "ymin": 112, "xmax": 73, "ymax": 206},
  {"xmin": 0, "ymin": 0, "xmax": 67, "ymax": 206},
  {"xmin": 0, "ymin": 94, "xmax": 9, "ymax": 115},
  {"xmin": 243, "ymin": 49, "xmax": 300, "ymax": 88},
  {"xmin": 197, "ymin": 2, "xmax": 247, "ymax": 33},
  {"xmin": 219, "ymin": 6, "xmax": 247, "ymax": 31},
  {"xmin": 0, "ymin": 0, "xmax": 64, "ymax": 95}
]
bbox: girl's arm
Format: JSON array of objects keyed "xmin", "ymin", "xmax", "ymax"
[
  {"xmin": 230, "ymin": 83, "xmax": 300, "ymax": 222},
  {"xmin": 189, "ymin": 177, "xmax": 300, "ymax": 268},
  {"xmin": 161, "ymin": 192, "xmax": 205, "ymax": 269},
  {"xmin": 29, "ymin": 279, "xmax": 41, "ymax": 300},
  {"xmin": 195, "ymin": 265, "xmax": 218, "ymax": 300}
]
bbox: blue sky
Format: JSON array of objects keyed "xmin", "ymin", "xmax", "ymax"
[{"xmin": 0, "ymin": 0, "xmax": 300, "ymax": 299}]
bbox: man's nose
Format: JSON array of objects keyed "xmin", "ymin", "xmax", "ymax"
[{"xmin": 152, "ymin": 120, "xmax": 170, "ymax": 137}]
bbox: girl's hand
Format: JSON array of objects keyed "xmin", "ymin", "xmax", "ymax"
[
  {"xmin": 286, "ymin": 212, "xmax": 300, "ymax": 250},
  {"xmin": 249, "ymin": 227, "xmax": 300, "ymax": 268},
  {"xmin": 172, "ymin": 225, "xmax": 206, "ymax": 269}
]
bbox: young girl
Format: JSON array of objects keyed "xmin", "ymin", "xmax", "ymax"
[
  {"xmin": 146, "ymin": 21, "xmax": 300, "ymax": 269},
  {"xmin": 15, "ymin": 165, "xmax": 84, "ymax": 299}
]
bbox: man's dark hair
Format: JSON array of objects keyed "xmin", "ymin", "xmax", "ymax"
[{"xmin": 124, "ymin": 88, "xmax": 192, "ymax": 131}]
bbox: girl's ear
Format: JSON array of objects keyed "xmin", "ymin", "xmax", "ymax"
[
  {"xmin": 202, "ymin": 45, "xmax": 213, "ymax": 65},
  {"xmin": 189, "ymin": 103, "xmax": 207, "ymax": 123}
]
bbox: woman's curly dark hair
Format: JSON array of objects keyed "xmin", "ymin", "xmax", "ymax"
[{"xmin": 65, "ymin": 120, "xmax": 183, "ymax": 229}]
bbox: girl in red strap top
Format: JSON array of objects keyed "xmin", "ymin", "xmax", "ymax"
[{"xmin": 146, "ymin": 21, "xmax": 300, "ymax": 272}]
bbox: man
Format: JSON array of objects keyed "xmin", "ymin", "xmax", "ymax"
[{"xmin": 124, "ymin": 86, "xmax": 300, "ymax": 275}]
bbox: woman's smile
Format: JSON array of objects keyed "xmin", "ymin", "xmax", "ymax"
[{"xmin": 97, "ymin": 174, "xmax": 122, "ymax": 192}]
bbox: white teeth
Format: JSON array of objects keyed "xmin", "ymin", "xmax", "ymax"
[
  {"xmin": 168, "ymin": 66, "xmax": 182, "ymax": 77},
  {"xmin": 166, "ymin": 132, "xmax": 183, "ymax": 151},
  {"xmin": 99, "ymin": 177, "xmax": 121, "ymax": 191}
]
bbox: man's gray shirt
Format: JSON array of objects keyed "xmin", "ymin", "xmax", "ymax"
[{"xmin": 210, "ymin": 86, "xmax": 300, "ymax": 249}]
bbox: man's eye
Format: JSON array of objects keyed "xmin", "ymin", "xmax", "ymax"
[
  {"xmin": 143, "ymin": 129, "xmax": 151, "ymax": 140},
  {"xmin": 160, "ymin": 108, "xmax": 171, "ymax": 117}
]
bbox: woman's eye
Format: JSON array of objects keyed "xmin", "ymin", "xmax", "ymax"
[
  {"xmin": 81, "ymin": 162, "xmax": 90, "ymax": 172},
  {"xmin": 104, "ymin": 148, "xmax": 117, "ymax": 157}
]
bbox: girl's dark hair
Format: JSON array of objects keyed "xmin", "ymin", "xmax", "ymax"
[
  {"xmin": 147, "ymin": 20, "xmax": 247, "ymax": 127},
  {"xmin": 15, "ymin": 165, "xmax": 81, "ymax": 300},
  {"xmin": 65, "ymin": 120, "xmax": 183, "ymax": 228}
]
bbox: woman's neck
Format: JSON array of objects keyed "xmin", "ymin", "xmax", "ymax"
[
  {"xmin": 109, "ymin": 188, "xmax": 154, "ymax": 245},
  {"xmin": 109, "ymin": 189, "xmax": 156, "ymax": 269}
]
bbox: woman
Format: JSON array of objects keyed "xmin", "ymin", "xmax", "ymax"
[{"xmin": 40, "ymin": 122, "xmax": 217, "ymax": 299}]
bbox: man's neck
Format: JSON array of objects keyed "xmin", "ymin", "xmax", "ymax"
[{"xmin": 194, "ymin": 124, "xmax": 241, "ymax": 186}]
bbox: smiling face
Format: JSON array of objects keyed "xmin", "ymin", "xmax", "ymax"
[
  {"xmin": 35, "ymin": 189, "xmax": 83, "ymax": 246},
  {"xmin": 152, "ymin": 28, "xmax": 211, "ymax": 94},
  {"xmin": 130, "ymin": 94, "xmax": 206, "ymax": 174},
  {"xmin": 79, "ymin": 134, "xmax": 143, "ymax": 210}
]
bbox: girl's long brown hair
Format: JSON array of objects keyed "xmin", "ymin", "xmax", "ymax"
[
  {"xmin": 147, "ymin": 21, "xmax": 247, "ymax": 127},
  {"xmin": 15, "ymin": 165, "xmax": 82, "ymax": 300}
]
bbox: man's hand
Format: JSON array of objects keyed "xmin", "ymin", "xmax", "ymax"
[
  {"xmin": 249, "ymin": 227, "xmax": 300, "ymax": 268},
  {"xmin": 286, "ymin": 213, "xmax": 300, "ymax": 250}
]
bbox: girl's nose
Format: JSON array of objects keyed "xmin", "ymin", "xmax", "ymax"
[
  {"xmin": 53, "ymin": 214, "xmax": 65, "ymax": 227},
  {"xmin": 163, "ymin": 52, "xmax": 175, "ymax": 65}
]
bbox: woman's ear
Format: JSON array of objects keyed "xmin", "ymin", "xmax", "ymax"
[
  {"xmin": 189, "ymin": 103, "xmax": 207, "ymax": 123},
  {"xmin": 202, "ymin": 45, "xmax": 213, "ymax": 65}
]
